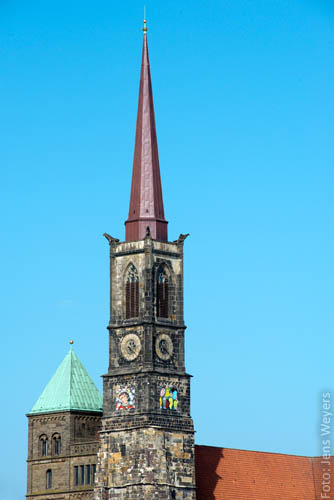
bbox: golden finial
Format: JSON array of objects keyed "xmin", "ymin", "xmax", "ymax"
[
  {"xmin": 69, "ymin": 339, "xmax": 74, "ymax": 345},
  {"xmin": 143, "ymin": 7, "xmax": 148, "ymax": 33}
]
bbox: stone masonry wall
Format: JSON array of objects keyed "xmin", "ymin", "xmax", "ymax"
[
  {"xmin": 96, "ymin": 234, "xmax": 195, "ymax": 500},
  {"xmin": 94, "ymin": 427, "xmax": 196, "ymax": 500},
  {"xmin": 27, "ymin": 412, "xmax": 101, "ymax": 500},
  {"xmin": 109, "ymin": 238, "xmax": 184, "ymax": 330}
]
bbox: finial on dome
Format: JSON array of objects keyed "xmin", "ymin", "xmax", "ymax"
[{"xmin": 69, "ymin": 339, "xmax": 74, "ymax": 345}]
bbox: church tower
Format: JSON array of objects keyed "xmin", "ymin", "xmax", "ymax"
[
  {"xmin": 94, "ymin": 22, "xmax": 196, "ymax": 500},
  {"xmin": 26, "ymin": 347, "xmax": 102, "ymax": 500}
]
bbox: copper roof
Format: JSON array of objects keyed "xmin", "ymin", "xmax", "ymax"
[
  {"xmin": 125, "ymin": 30, "xmax": 168, "ymax": 242},
  {"xmin": 195, "ymin": 445, "xmax": 334, "ymax": 500},
  {"xmin": 28, "ymin": 348, "xmax": 102, "ymax": 415}
]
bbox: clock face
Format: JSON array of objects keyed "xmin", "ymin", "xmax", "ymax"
[
  {"xmin": 155, "ymin": 333, "xmax": 173, "ymax": 361},
  {"xmin": 120, "ymin": 333, "xmax": 141, "ymax": 361}
]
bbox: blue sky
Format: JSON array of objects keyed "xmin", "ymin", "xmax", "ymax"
[{"xmin": 1, "ymin": 1, "xmax": 333, "ymax": 498}]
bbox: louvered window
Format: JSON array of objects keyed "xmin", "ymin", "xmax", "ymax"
[
  {"xmin": 157, "ymin": 268, "xmax": 169, "ymax": 318},
  {"xmin": 125, "ymin": 264, "xmax": 139, "ymax": 319}
]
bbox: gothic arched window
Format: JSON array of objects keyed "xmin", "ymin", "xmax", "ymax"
[
  {"xmin": 52, "ymin": 433, "xmax": 61, "ymax": 455},
  {"xmin": 125, "ymin": 264, "xmax": 139, "ymax": 319},
  {"xmin": 46, "ymin": 469, "xmax": 52, "ymax": 489},
  {"xmin": 157, "ymin": 267, "xmax": 169, "ymax": 318},
  {"xmin": 40, "ymin": 435, "xmax": 49, "ymax": 457}
]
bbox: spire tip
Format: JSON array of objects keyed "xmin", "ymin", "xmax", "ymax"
[{"xmin": 142, "ymin": 9, "xmax": 148, "ymax": 33}]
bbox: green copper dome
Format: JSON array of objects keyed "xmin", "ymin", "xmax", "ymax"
[{"xmin": 28, "ymin": 348, "xmax": 102, "ymax": 415}]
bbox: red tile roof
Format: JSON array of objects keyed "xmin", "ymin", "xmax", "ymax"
[
  {"xmin": 195, "ymin": 445, "xmax": 334, "ymax": 500},
  {"xmin": 312, "ymin": 455, "xmax": 334, "ymax": 500}
]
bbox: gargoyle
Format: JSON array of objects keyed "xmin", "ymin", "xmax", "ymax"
[
  {"xmin": 173, "ymin": 233, "xmax": 190, "ymax": 245},
  {"xmin": 103, "ymin": 233, "xmax": 120, "ymax": 244}
]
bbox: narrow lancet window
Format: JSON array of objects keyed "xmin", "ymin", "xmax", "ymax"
[
  {"xmin": 74, "ymin": 466, "xmax": 79, "ymax": 486},
  {"xmin": 157, "ymin": 268, "xmax": 169, "ymax": 318},
  {"xmin": 125, "ymin": 264, "xmax": 139, "ymax": 319},
  {"xmin": 86, "ymin": 465, "xmax": 91, "ymax": 484},
  {"xmin": 80, "ymin": 465, "xmax": 85, "ymax": 485},
  {"xmin": 40, "ymin": 435, "xmax": 49, "ymax": 457},
  {"xmin": 46, "ymin": 469, "xmax": 52, "ymax": 489},
  {"xmin": 52, "ymin": 433, "xmax": 61, "ymax": 455}
]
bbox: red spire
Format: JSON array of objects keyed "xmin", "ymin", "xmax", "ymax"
[{"xmin": 125, "ymin": 24, "xmax": 168, "ymax": 242}]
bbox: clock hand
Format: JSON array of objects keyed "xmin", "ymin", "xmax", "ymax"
[
  {"xmin": 160, "ymin": 340, "xmax": 169, "ymax": 354},
  {"xmin": 127, "ymin": 342, "xmax": 136, "ymax": 354}
]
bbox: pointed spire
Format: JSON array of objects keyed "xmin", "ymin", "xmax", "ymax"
[{"xmin": 125, "ymin": 22, "xmax": 168, "ymax": 242}]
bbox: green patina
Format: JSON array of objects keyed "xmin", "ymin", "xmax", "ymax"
[{"xmin": 28, "ymin": 348, "xmax": 102, "ymax": 415}]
